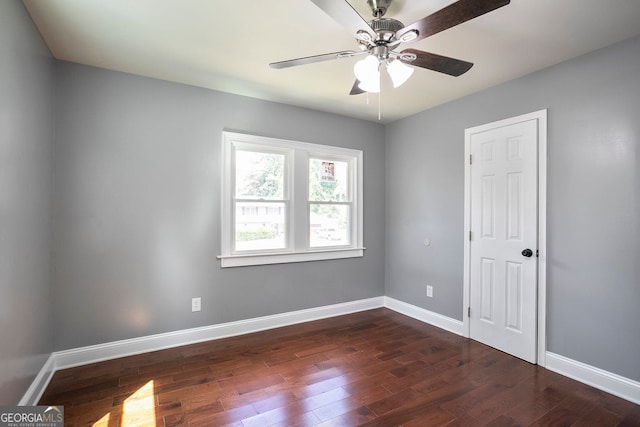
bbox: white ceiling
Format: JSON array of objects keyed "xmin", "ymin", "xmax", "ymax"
[{"xmin": 23, "ymin": 0, "xmax": 640, "ymax": 123}]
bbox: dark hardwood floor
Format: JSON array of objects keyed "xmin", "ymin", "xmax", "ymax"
[{"xmin": 40, "ymin": 308, "xmax": 639, "ymax": 426}]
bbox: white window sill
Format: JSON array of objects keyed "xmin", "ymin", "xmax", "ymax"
[{"xmin": 217, "ymin": 247, "xmax": 365, "ymax": 268}]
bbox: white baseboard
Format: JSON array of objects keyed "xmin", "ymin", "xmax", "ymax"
[
  {"xmin": 17, "ymin": 354, "xmax": 56, "ymax": 406},
  {"xmin": 545, "ymin": 352, "xmax": 640, "ymax": 405},
  {"xmin": 384, "ymin": 296, "xmax": 465, "ymax": 336}
]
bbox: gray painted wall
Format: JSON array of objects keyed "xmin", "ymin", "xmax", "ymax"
[
  {"xmin": 385, "ymin": 35, "xmax": 640, "ymax": 381},
  {"xmin": 52, "ymin": 62, "xmax": 385, "ymax": 350},
  {"xmin": 0, "ymin": 1, "xmax": 54, "ymax": 404}
]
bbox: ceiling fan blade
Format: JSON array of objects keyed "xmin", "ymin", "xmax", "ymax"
[
  {"xmin": 397, "ymin": 0, "xmax": 510, "ymax": 44},
  {"xmin": 269, "ymin": 50, "xmax": 361, "ymax": 69},
  {"xmin": 399, "ymin": 49, "xmax": 473, "ymax": 76},
  {"xmin": 309, "ymin": 0, "xmax": 375, "ymax": 40},
  {"xmin": 349, "ymin": 79, "xmax": 365, "ymax": 95}
]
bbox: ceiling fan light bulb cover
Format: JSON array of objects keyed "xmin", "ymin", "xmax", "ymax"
[
  {"xmin": 356, "ymin": 30, "xmax": 373, "ymax": 42},
  {"xmin": 357, "ymin": 78, "xmax": 380, "ymax": 93},
  {"xmin": 399, "ymin": 29, "xmax": 419, "ymax": 43},
  {"xmin": 387, "ymin": 59, "xmax": 414, "ymax": 88},
  {"xmin": 354, "ymin": 55, "xmax": 379, "ymax": 83}
]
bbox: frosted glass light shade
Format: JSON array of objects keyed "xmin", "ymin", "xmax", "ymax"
[
  {"xmin": 358, "ymin": 76, "xmax": 380, "ymax": 93},
  {"xmin": 387, "ymin": 59, "xmax": 414, "ymax": 88},
  {"xmin": 354, "ymin": 56, "xmax": 380, "ymax": 93}
]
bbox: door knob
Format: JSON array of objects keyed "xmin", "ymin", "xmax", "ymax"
[{"xmin": 521, "ymin": 248, "xmax": 533, "ymax": 258}]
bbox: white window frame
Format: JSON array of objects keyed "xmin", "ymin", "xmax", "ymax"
[{"xmin": 219, "ymin": 131, "xmax": 364, "ymax": 268}]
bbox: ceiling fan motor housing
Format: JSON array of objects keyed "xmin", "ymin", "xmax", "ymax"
[{"xmin": 370, "ymin": 18, "xmax": 404, "ymax": 43}]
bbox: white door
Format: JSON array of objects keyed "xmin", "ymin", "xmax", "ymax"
[{"xmin": 468, "ymin": 117, "xmax": 539, "ymax": 363}]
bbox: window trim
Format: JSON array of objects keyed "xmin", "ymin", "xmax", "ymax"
[{"xmin": 219, "ymin": 131, "xmax": 364, "ymax": 268}]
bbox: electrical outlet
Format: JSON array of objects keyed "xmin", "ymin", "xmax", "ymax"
[
  {"xmin": 191, "ymin": 297, "xmax": 201, "ymax": 312},
  {"xmin": 426, "ymin": 285, "xmax": 433, "ymax": 298}
]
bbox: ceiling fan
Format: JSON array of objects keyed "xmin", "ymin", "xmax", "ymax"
[{"xmin": 269, "ymin": 0, "xmax": 510, "ymax": 95}]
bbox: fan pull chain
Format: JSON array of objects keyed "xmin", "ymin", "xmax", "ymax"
[{"xmin": 378, "ymin": 86, "xmax": 381, "ymax": 121}]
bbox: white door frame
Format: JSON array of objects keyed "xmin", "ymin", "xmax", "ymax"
[{"xmin": 463, "ymin": 109, "xmax": 548, "ymax": 366}]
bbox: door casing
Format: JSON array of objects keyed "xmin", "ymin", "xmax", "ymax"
[{"xmin": 463, "ymin": 109, "xmax": 548, "ymax": 366}]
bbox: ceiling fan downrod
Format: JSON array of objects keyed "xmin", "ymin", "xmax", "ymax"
[{"xmin": 366, "ymin": 0, "xmax": 393, "ymax": 18}]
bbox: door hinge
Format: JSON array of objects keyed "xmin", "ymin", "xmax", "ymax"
[
  {"xmin": 469, "ymin": 230, "xmax": 472, "ymax": 241},
  {"xmin": 467, "ymin": 307, "xmax": 471, "ymax": 317},
  {"xmin": 536, "ymin": 249, "xmax": 539, "ymax": 258},
  {"xmin": 469, "ymin": 154, "xmax": 473, "ymax": 165}
]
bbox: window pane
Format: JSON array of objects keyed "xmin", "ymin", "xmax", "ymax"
[
  {"xmin": 309, "ymin": 204, "xmax": 350, "ymax": 247},
  {"xmin": 308, "ymin": 159, "xmax": 348, "ymax": 202},
  {"xmin": 236, "ymin": 151, "xmax": 284, "ymax": 199},
  {"xmin": 235, "ymin": 202, "xmax": 286, "ymax": 251}
]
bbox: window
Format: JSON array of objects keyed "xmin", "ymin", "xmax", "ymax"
[
  {"xmin": 234, "ymin": 149, "xmax": 288, "ymax": 252},
  {"xmin": 220, "ymin": 131, "xmax": 363, "ymax": 267}
]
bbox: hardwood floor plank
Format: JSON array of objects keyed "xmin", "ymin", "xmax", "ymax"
[
  {"xmin": 484, "ymin": 414, "xmax": 521, "ymax": 426},
  {"xmin": 399, "ymin": 407, "xmax": 457, "ymax": 427},
  {"xmin": 312, "ymin": 384, "xmax": 392, "ymax": 422},
  {"xmin": 315, "ymin": 405, "xmax": 376, "ymax": 426},
  {"xmin": 500, "ymin": 386, "xmax": 566, "ymax": 425},
  {"xmin": 367, "ymin": 387, "xmax": 426, "ymax": 416},
  {"xmin": 156, "ymin": 380, "xmax": 224, "ymax": 406},
  {"xmin": 572, "ymin": 406, "xmax": 623, "ymax": 426},
  {"xmin": 465, "ymin": 373, "xmax": 545, "ymax": 422},
  {"xmin": 619, "ymin": 406, "xmax": 640, "ymax": 427},
  {"xmin": 528, "ymin": 405, "xmax": 581, "ymax": 426},
  {"xmin": 38, "ymin": 308, "xmax": 639, "ymax": 426},
  {"xmin": 266, "ymin": 410, "xmax": 323, "ymax": 427}
]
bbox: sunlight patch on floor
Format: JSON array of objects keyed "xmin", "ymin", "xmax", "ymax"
[
  {"xmin": 121, "ymin": 380, "xmax": 157, "ymax": 426},
  {"xmin": 92, "ymin": 412, "xmax": 111, "ymax": 426}
]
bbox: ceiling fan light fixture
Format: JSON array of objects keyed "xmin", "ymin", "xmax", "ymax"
[
  {"xmin": 399, "ymin": 52, "xmax": 417, "ymax": 62},
  {"xmin": 355, "ymin": 30, "xmax": 373, "ymax": 43},
  {"xmin": 357, "ymin": 77, "xmax": 380, "ymax": 93},
  {"xmin": 387, "ymin": 59, "xmax": 414, "ymax": 88},
  {"xmin": 399, "ymin": 29, "xmax": 419, "ymax": 43},
  {"xmin": 354, "ymin": 55, "xmax": 380, "ymax": 92}
]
